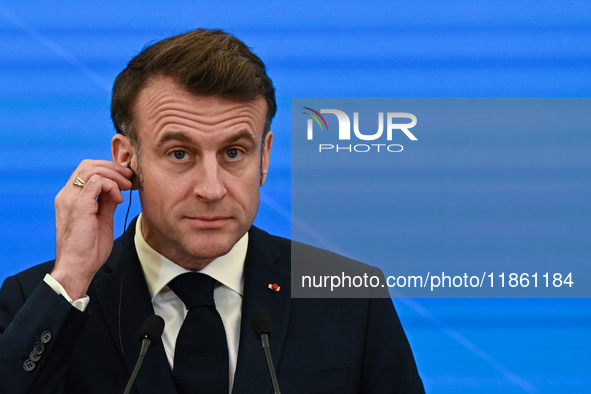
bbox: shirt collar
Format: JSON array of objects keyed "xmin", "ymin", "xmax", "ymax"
[{"xmin": 134, "ymin": 214, "xmax": 247, "ymax": 302}]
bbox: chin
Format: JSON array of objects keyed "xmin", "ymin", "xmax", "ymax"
[{"xmin": 185, "ymin": 238, "xmax": 236, "ymax": 261}]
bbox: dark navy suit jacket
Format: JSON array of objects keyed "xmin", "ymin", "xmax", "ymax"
[{"xmin": 0, "ymin": 219, "xmax": 424, "ymax": 393}]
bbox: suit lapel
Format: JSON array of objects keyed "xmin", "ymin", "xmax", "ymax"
[
  {"xmin": 91, "ymin": 218, "xmax": 179, "ymax": 394},
  {"xmin": 233, "ymin": 227, "xmax": 292, "ymax": 394}
]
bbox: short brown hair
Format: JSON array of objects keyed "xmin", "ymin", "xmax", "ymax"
[{"xmin": 111, "ymin": 28, "xmax": 276, "ymax": 146}]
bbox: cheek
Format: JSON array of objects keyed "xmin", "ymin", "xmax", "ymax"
[
  {"xmin": 141, "ymin": 162, "xmax": 180, "ymax": 192},
  {"xmin": 239, "ymin": 181, "xmax": 261, "ymax": 217},
  {"xmin": 138, "ymin": 168, "xmax": 181, "ymax": 211}
]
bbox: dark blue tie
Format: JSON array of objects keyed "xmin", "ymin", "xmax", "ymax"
[{"xmin": 168, "ymin": 273, "xmax": 229, "ymax": 394}]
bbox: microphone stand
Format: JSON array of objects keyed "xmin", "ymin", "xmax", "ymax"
[{"xmin": 260, "ymin": 332, "xmax": 281, "ymax": 394}]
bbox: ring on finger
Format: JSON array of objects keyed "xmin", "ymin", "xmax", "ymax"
[{"xmin": 73, "ymin": 177, "xmax": 86, "ymax": 188}]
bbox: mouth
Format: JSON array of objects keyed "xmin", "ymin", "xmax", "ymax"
[{"xmin": 183, "ymin": 216, "xmax": 232, "ymax": 229}]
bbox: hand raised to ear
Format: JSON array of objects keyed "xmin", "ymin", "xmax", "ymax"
[{"xmin": 51, "ymin": 160, "xmax": 133, "ymax": 300}]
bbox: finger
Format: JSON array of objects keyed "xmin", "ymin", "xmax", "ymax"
[
  {"xmin": 77, "ymin": 168, "xmax": 132, "ymax": 192},
  {"xmin": 82, "ymin": 175, "xmax": 125, "ymax": 204},
  {"xmin": 97, "ymin": 188, "xmax": 122, "ymax": 221},
  {"xmin": 56, "ymin": 171, "xmax": 127, "ymax": 220},
  {"xmin": 95, "ymin": 178, "xmax": 126, "ymax": 227},
  {"xmin": 70, "ymin": 176, "xmax": 124, "ymax": 219},
  {"xmin": 68, "ymin": 159, "xmax": 133, "ymax": 187},
  {"xmin": 76, "ymin": 160, "xmax": 133, "ymax": 186},
  {"xmin": 71, "ymin": 161, "xmax": 133, "ymax": 191}
]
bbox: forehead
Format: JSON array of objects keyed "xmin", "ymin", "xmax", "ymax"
[{"xmin": 132, "ymin": 76, "xmax": 267, "ymax": 143}]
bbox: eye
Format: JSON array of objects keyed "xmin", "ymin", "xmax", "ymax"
[
  {"xmin": 170, "ymin": 150, "xmax": 188, "ymax": 161},
  {"xmin": 225, "ymin": 148, "xmax": 242, "ymax": 160}
]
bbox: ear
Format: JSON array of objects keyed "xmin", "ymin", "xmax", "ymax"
[
  {"xmin": 111, "ymin": 134, "xmax": 139, "ymax": 189},
  {"xmin": 260, "ymin": 131, "xmax": 273, "ymax": 186}
]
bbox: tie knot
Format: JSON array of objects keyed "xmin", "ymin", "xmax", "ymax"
[{"xmin": 168, "ymin": 273, "xmax": 216, "ymax": 309}]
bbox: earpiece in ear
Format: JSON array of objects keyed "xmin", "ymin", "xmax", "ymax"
[{"xmin": 127, "ymin": 162, "xmax": 135, "ymax": 181}]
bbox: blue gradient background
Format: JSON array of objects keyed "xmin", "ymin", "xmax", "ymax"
[
  {"xmin": 291, "ymin": 97, "xmax": 591, "ymax": 298},
  {"xmin": 0, "ymin": 1, "xmax": 589, "ymax": 392}
]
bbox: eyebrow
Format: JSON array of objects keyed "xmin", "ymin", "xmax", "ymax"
[
  {"xmin": 224, "ymin": 130, "xmax": 256, "ymax": 145},
  {"xmin": 155, "ymin": 132, "xmax": 193, "ymax": 148},
  {"xmin": 155, "ymin": 130, "xmax": 257, "ymax": 148}
]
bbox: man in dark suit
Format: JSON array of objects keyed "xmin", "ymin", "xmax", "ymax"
[{"xmin": 0, "ymin": 28, "xmax": 424, "ymax": 393}]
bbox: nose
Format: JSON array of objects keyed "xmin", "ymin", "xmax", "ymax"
[{"xmin": 193, "ymin": 154, "xmax": 227, "ymax": 201}]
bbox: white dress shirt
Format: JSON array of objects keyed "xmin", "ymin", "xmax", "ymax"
[{"xmin": 134, "ymin": 215, "xmax": 246, "ymax": 392}]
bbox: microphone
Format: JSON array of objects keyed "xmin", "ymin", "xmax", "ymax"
[
  {"xmin": 251, "ymin": 309, "xmax": 281, "ymax": 394},
  {"xmin": 122, "ymin": 315, "xmax": 165, "ymax": 394}
]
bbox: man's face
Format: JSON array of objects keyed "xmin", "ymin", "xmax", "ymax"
[{"xmin": 132, "ymin": 77, "xmax": 272, "ymax": 269}]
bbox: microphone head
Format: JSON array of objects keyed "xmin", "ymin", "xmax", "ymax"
[
  {"xmin": 139, "ymin": 315, "xmax": 165, "ymax": 347},
  {"xmin": 251, "ymin": 309, "xmax": 271, "ymax": 340}
]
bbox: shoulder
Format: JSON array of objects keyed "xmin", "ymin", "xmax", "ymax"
[
  {"xmin": 249, "ymin": 226, "xmax": 388, "ymax": 298},
  {"xmin": 248, "ymin": 225, "xmax": 290, "ymax": 251},
  {"xmin": 248, "ymin": 225, "xmax": 376, "ymax": 270}
]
